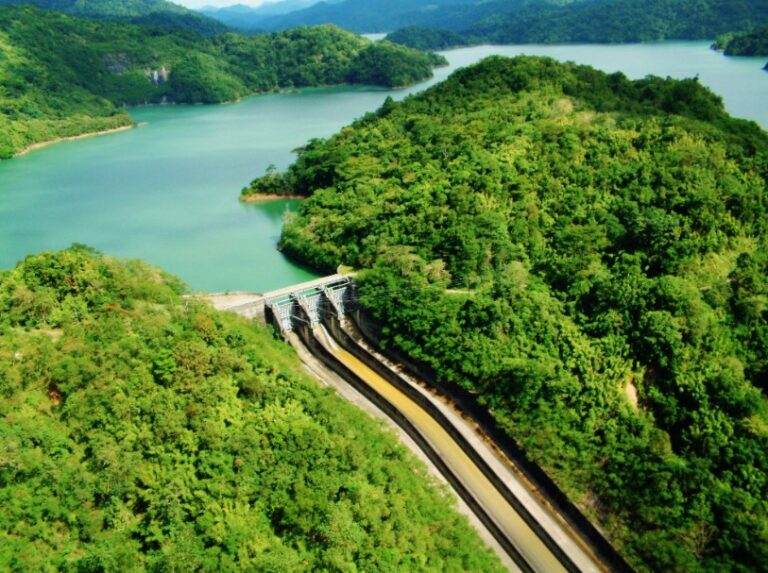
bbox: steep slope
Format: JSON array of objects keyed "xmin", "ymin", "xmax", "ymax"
[
  {"xmin": 246, "ymin": 56, "xmax": 768, "ymax": 572},
  {"xmin": 0, "ymin": 245, "xmax": 506, "ymax": 572},
  {"xmin": 0, "ymin": 6, "xmax": 442, "ymax": 159}
]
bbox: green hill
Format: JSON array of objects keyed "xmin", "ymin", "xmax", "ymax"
[
  {"xmin": 467, "ymin": 0, "xmax": 768, "ymax": 44},
  {"xmin": 246, "ymin": 56, "xmax": 768, "ymax": 572},
  {"xmin": 714, "ymin": 23, "xmax": 768, "ymax": 56},
  {"xmin": 386, "ymin": 0, "xmax": 768, "ymax": 49},
  {"xmin": 0, "ymin": 0, "xmax": 229, "ymax": 35},
  {"xmin": 0, "ymin": 6, "xmax": 443, "ymax": 159},
  {"xmin": 386, "ymin": 26, "xmax": 469, "ymax": 51},
  {"xmin": 233, "ymin": 0, "xmax": 768, "ymax": 45},
  {"xmin": 0, "ymin": 245, "xmax": 505, "ymax": 572}
]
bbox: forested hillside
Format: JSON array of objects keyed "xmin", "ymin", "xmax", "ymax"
[
  {"xmin": 235, "ymin": 0, "xmax": 768, "ymax": 43},
  {"xmin": 714, "ymin": 23, "xmax": 768, "ymax": 56},
  {"xmin": 246, "ymin": 56, "xmax": 768, "ymax": 572},
  {"xmin": 0, "ymin": 245, "xmax": 505, "ymax": 572},
  {"xmin": 0, "ymin": 6, "xmax": 443, "ymax": 159},
  {"xmin": 468, "ymin": 0, "xmax": 768, "ymax": 44},
  {"xmin": 385, "ymin": 27, "xmax": 469, "ymax": 51},
  {"xmin": 383, "ymin": 0, "xmax": 768, "ymax": 48},
  {"xmin": 0, "ymin": 0, "xmax": 228, "ymax": 35}
]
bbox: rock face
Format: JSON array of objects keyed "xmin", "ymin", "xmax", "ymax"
[
  {"xmin": 103, "ymin": 55, "xmax": 169, "ymax": 86},
  {"xmin": 103, "ymin": 53, "xmax": 132, "ymax": 74},
  {"xmin": 146, "ymin": 66, "xmax": 170, "ymax": 86}
]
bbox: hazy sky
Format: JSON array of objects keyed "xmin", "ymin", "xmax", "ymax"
[{"xmin": 177, "ymin": 0, "xmax": 274, "ymax": 9}]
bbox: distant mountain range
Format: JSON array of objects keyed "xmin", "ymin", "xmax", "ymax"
[
  {"xmin": 203, "ymin": 0, "xmax": 768, "ymax": 45},
  {"xmin": 459, "ymin": 0, "xmax": 768, "ymax": 44},
  {"xmin": 0, "ymin": 0, "xmax": 230, "ymax": 34},
  {"xmin": 200, "ymin": 0, "xmax": 342, "ymax": 30},
  {"xmin": 202, "ymin": 0, "xmax": 488, "ymax": 33}
]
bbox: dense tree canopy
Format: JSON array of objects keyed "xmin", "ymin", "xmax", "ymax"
[
  {"xmin": 248, "ymin": 55, "xmax": 768, "ymax": 572},
  {"xmin": 0, "ymin": 0, "xmax": 229, "ymax": 35},
  {"xmin": 385, "ymin": 27, "xmax": 469, "ymax": 51},
  {"xmin": 0, "ymin": 6, "xmax": 443, "ymax": 159},
  {"xmin": 385, "ymin": 0, "xmax": 768, "ymax": 49},
  {"xmin": 468, "ymin": 0, "xmax": 768, "ymax": 44},
  {"xmin": 714, "ymin": 23, "xmax": 768, "ymax": 57},
  {"xmin": 0, "ymin": 245, "xmax": 505, "ymax": 572}
]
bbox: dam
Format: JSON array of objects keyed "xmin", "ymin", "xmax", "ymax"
[{"xmin": 206, "ymin": 275, "xmax": 632, "ymax": 573}]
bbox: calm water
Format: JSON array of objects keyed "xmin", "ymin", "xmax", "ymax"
[{"xmin": 0, "ymin": 42, "xmax": 765, "ymax": 292}]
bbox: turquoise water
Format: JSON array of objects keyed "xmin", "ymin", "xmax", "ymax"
[{"xmin": 0, "ymin": 42, "xmax": 764, "ymax": 292}]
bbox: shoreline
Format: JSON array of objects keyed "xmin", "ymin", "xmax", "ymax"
[
  {"xmin": 13, "ymin": 123, "xmax": 143, "ymax": 158},
  {"xmin": 241, "ymin": 193, "xmax": 305, "ymax": 203}
]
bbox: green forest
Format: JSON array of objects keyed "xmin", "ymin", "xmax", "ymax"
[
  {"xmin": 714, "ymin": 23, "xmax": 768, "ymax": 56},
  {"xmin": 0, "ymin": 0, "xmax": 229, "ymax": 35},
  {"xmin": 386, "ymin": 0, "xmax": 768, "ymax": 49},
  {"xmin": 385, "ymin": 27, "xmax": 469, "ymax": 52},
  {"xmin": 0, "ymin": 6, "xmax": 443, "ymax": 159},
  {"xmin": 247, "ymin": 56, "xmax": 768, "ymax": 572},
  {"xmin": 0, "ymin": 245, "xmax": 505, "ymax": 572}
]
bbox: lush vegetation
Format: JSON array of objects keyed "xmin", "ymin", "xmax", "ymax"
[
  {"xmin": 0, "ymin": 245, "xmax": 505, "ymax": 572},
  {"xmin": 380, "ymin": 0, "xmax": 768, "ymax": 49},
  {"xmin": 0, "ymin": 0, "xmax": 229, "ymax": 35},
  {"xmin": 0, "ymin": 6, "xmax": 441, "ymax": 159},
  {"xmin": 249, "ymin": 56, "xmax": 768, "ymax": 572},
  {"xmin": 231, "ymin": 0, "xmax": 768, "ymax": 44},
  {"xmin": 714, "ymin": 23, "xmax": 768, "ymax": 56},
  {"xmin": 385, "ymin": 27, "xmax": 469, "ymax": 51},
  {"xmin": 466, "ymin": 0, "xmax": 768, "ymax": 44}
]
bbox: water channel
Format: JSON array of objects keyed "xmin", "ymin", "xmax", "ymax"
[{"xmin": 0, "ymin": 41, "xmax": 764, "ymax": 292}]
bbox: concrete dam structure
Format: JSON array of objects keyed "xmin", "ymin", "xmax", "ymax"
[
  {"xmin": 208, "ymin": 275, "xmax": 633, "ymax": 573},
  {"xmin": 264, "ymin": 275, "xmax": 354, "ymax": 333}
]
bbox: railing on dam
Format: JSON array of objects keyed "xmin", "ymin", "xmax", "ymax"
[{"xmin": 264, "ymin": 275, "xmax": 356, "ymax": 333}]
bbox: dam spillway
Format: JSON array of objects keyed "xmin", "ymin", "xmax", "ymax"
[{"xmin": 207, "ymin": 275, "xmax": 632, "ymax": 573}]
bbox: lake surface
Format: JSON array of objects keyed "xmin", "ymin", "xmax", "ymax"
[{"xmin": 0, "ymin": 42, "xmax": 765, "ymax": 292}]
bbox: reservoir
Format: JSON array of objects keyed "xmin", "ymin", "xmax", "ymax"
[{"xmin": 0, "ymin": 41, "xmax": 765, "ymax": 292}]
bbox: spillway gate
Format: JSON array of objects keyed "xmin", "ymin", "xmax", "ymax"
[{"xmin": 265, "ymin": 275, "xmax": 356, "ymax": 333}]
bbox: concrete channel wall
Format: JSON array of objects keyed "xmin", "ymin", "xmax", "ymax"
[
  {"xmin": 323, "ymin": 316, "xmax": 588, "ymax": 572},
  {"xmin": 269, "ymin": 295, "xmax": 591, "ymax": 572},
  {"xmin": 289, "ymin": 318, "xmax": 531, "ymax": 572},
  {"xmin": 348, "ymin": 310, "xmax": 635, "ymax": 573}
]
